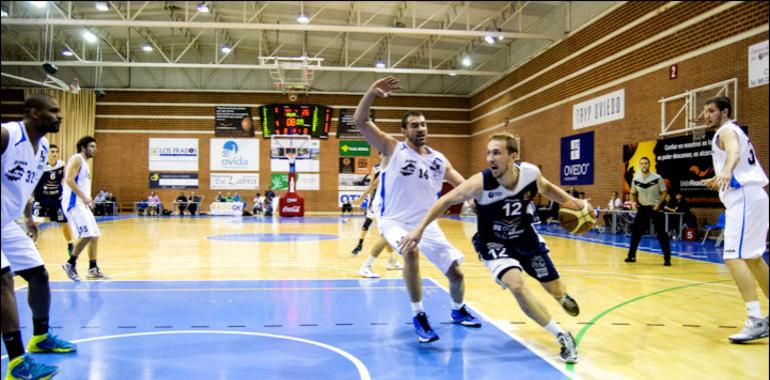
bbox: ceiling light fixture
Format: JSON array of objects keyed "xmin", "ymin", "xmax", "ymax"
[
  {"xmin": 31, "ymin": 1, "xmax": 47, "ymax": 8},
  {"xmin": 375, "ymin": 61, "xmax": 386, "ymax": 69},
  {"xmin": 141, "ymin": 44, "xmax": 153, "ymax": 52},
  {"xmin": 95, "ymin": 2, "xmax": 109, "ymax": 11},
  {"xmin": 83, "ymin": 31, "xmax": 98, "ymax": 43},
  {"xmin": 221, "ymin": 45, "xmax": 231, "ymax": 54},
  {"xmin": 448, "ymin": 72, "xmax": 457, "ymax": 76},
  {"xmin": 496, "ymin": 28, "xmax": 504, "ymax": 41},
  {"xmin": 61, "ymin": 49, "xmax": 74, "ymax": 57},
  {"xmin": 297, "ymin": 1, "xmax": 309, "ymax": 24},
  {"xmin": 196, "ymin": 2, "xmax": 209, "ymax": 13},
  {"xmin": 461, "ymin": 56, "xmax": 472, "ymax": 67},
  {"xmin": 1, "ymin": 9, "xmax": 8, "ymax": 17},
  {"xmin": 484, "ymin": 34, "xmax": 496, "ymax": 44}
]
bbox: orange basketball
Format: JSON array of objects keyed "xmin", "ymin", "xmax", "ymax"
[{"xmin": 558, "ymin": 201, "xmax": 596, "ymax": 235}]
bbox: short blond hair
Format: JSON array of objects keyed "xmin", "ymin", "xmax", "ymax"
[{"xmin": 489, "ymin": 133, "xmax": 519, "ymax": 155}]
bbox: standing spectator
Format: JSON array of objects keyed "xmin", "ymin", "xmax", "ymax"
[
  {"xmin": 624, "ymin": 157, "xmax": 672, "ymax": 266},
  {"xmin": 175, "ymin": 192, "xmax": 188, "ymax": 215},
  {"xmin": 252, "ymin": 192, "xmax": 265, "ymax": 216}
]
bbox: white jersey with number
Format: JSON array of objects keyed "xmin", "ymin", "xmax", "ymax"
[
  {"xmin": 378, "ymin": 141, "xmax": 447, "ymax": 226},
  {"xmin": 711, "ymin": 121, "xmax": 768, "ymax": 193},
  {"xmin": 61, "ymin": 153, "xmax": 92, "ymax": 211},
  {"xmin": 1, "ymin": 121, "xmax": 49, "ymax": 228}
]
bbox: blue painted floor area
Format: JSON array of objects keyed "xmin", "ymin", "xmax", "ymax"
[
  {"xmin": 448, "ymin": 215, "xmax": 769, "ymax": 265},
  {"xmin": 1, "ymin": 280, "xmax": 566, "ymax": 380}
]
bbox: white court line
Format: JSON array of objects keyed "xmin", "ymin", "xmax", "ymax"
[
  {"xmin": 0, "ymin": 330, "xmax": 372, "ymax": 380},
  {"xmin": 426, "ymin": 277, "xmax": 578, "ymax": 380},
  {"xmin": 45, "ymin": 285, "xmax": 439, "ymax": 293},
  {"xmin": 562, "ymin": 268, "xmax": 736, "ymax": 289}
]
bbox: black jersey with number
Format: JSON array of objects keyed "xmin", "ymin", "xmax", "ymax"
[
  {"xmin": 474, "ymin": 163, "xmax": 541, "ymax": 255},
  {"xmin": 34, "ymin": 161, "xmax": 65, "ymax": 205}
]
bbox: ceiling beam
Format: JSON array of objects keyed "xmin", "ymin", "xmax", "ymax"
[
  {"xmin": 1, "ymin": 60, "xmax": 499, "ymax": 76},
  {"xmin": 2, "ymin": 18, "xmax": 554, "ymax": 41}
]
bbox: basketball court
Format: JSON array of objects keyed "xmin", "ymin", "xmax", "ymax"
[{"xmin": 2, "ymin": 215, "xmax": 767, "ymax": 379}]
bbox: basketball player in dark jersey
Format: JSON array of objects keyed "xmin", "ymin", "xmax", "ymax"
[
  {"xmin": 400, "ymin": 132, "xmax": 591, "ymax": 363},
  {"xmin": 33, "ymin": 144, "xmax": 74, "ymax": 256}
]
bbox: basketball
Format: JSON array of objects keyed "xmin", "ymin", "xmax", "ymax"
[{"xmin": 558, "ymin": 201, "xmax": 596, "ymax": 235}]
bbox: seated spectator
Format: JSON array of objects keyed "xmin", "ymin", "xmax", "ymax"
[
  {"xmin": 265, "ymin": 187, "xmax": 276, "ymax": 201},
  {"xmin": 106, "ymin": 192, "xmax": 117, "ymax": 215},
  {"xmin": 188, "ymin": 192, "xmax": 203, "ymax": 215},
  {"xmin": 537, "ymin": 199, "xmax": 559, "ymax": 224},
  {"xmin": 675, "ymin": 192, "xmax": 697, "ymax": 230},
  {"xmin": 252, "ymin": 192, "xmax": 265, "ymax": 216},
  {"xmin": 94, "ymin": 189, "xmax": 108, "ymax": 216},
  {"xmin": 232, "ymin": 192, "xmax": 241, "ymax": 203},
  {"xmin": 603, "ymin": 191, "xmax": 623, "ymax": 232},
  {"xmin": 147, "ymin": 191, "xmax": 161, "ymax": 216},
  {"xmin": 263, "ymin": 197, "xmax": 274, "ymax": 217},
  {"xmin": 215, "ymin": 192, "xmax": 225, "ymax": 202},
  {"xmin": 341, "ymin": 198, "xmax": 353, "ymax": 214},
  {"xmin": 621, "ymin": 193, "xmax": 632, "ymax": 210},
  {"xmin": 225, "ymin": 192, "xmax": 233, "ymax": 202},
  {"xmin": 175, "ymin": 192, "xmax": 188, "ymax": 215}
]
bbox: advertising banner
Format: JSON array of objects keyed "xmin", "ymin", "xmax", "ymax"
[
  {"xmin": 270, "ymin": 173, "xmax": 320, "ymax": 191},
  {"xmin": 210, "ymin": 138, "xmax": 260, "ymax": 171},
  {"xmin": 210, "ymin": 173, "xmax": 260, "ymax": 190},
  {"xmin": 339, "ymin": 140, "xmax": 371, "ymax": 156},
  {"xmin": 149, "ymin": 172, "xmax": 198, "ymax": 189},
  {"xmin": 572, "ymin": 89, "xmax": 625, "ymax": 129},
  {"xmin": 336, "ymin": 109, "xmax": 374, "ymax": 139},
  {"xmin": 748, "ymin": 40, "xmax": 769, "ymax": 88},
  {"xmin": 338, "ymin": 157, "xmax": 370, "ymax": 174},
  {"xmin": 148, "ymin": 138, "xmax": 198, "ymax": 171},
  {"xmin": 209, "ymin": 202, "xmax": 244, "ymax": 216},
  {"xmin": 215, "ymin": 106, "xmax": 254, "ymax": 137},
  {"xmin": 560, "ymin": 131, "xmax": 594, "ymax": 186},
  {"xmin": 338, "ymin": 191, "xmax": 365, "ymax": 207},
  {"xmin": 623, "ymin": 131, "xmax": 720, "ymax": 206}
]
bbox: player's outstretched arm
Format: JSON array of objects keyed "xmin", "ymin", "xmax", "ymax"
[
  {"xmin": 399, "ymin": 173, "xmax": 483, "ymax": 253},
  {"xmin": 353, "ymin": 176, "xmax": 380, "ymax": 207},
  {"xmin": 354, "ymin": 77, "xmax": 401, "ymax": 156},
  {"xmin": 537, "ymin": 174, "xmax": 592, "ymax": 213}
]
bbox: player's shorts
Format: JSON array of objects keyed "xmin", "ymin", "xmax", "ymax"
[
  {"xmin": 1, "ymin": 222, "xmax": 45, "ymax": 272},
  {"xmin": 720, "ymin": 186, "xmax": 769, "ymax": 260},
  {"xmin": 64, "ymin": 204, "xmax": 101, "ymax": 238},
  {"xmin": 40, "ymin": 201, "xmax": 67, "ymax": 223},
  {"xmin": 379, "ymin": 218, "xmax": 464, "ymax": 274},
  {"xmin": 472, "ymin": 233, "xmax": 560, "ymax": 287}
]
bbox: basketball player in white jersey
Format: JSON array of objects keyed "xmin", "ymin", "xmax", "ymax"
[
  {"xmin": 702, "ymin": 96, "xmax": 769, "ymax": 343},
  {"xmin": 352, "ymin": 163, "xmax": 403, "ymax": 278},
  {"xmin": 354, "ymin": 77, "xmax": 480, "ymax": 343},
  {"xmin": 399, "ymin": 133, "xmax": 585, "ymax": 363},
  {"xmin": 2, "ymin": 94, "xmax": 76, "ymax": 379},
  {"xmin": 61, "ymin": 136, "xmax": 109, "ymax": 281}
]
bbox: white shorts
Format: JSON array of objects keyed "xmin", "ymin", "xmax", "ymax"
[
  {"xmin": 483, "ymin": 258, "xmax": 523, "ymax": 289},
  {"xmin": 65, "ymin": 204, "xmax": 101, "ymax": 238},
  {"xmin": 378, "ymin": 218, "xmax": 464, "ymax": 274},
  {"xmin": 0, "ymin": 222, "xmax": 45, "ymax": 272},
  {"xmin": 720, "ymin": 186, "xmax": 769, "ymax": 260}
]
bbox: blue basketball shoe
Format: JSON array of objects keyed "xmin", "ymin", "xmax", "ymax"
[
  {"xmin": 413, "ymin": 312, "xmax": 439, "ymax": 343},
  {"xmin": 27, "ymin": 329, "xmax": 77, "ymax": 353},
  {"xmin": 5, "ymin": 354, "xmax": 59, "ymax": 380},
  {"xmin": 451, "ymin": 305, "xmax": 482, "ymax": 327}
]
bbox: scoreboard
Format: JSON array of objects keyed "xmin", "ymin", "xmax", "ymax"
[{"xmin": 259, "ymin": 104, "xmax": 332, "ymax": 138}]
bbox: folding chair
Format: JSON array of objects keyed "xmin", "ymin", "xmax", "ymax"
[{"xmin": 701, "ymin": 212, "xmax": 726, "ymax": 246}]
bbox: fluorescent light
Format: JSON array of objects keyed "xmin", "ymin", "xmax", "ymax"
[
  {"xmin": 448, "ymin": 72, "xmax": 457, "ymax": 76},
  {"xmin": 461, "ymin": 56, "xmax": 472, "ymax": 67},
  {"xmin": 95, "ymin": 2, "xmax": 109, "ymax": 11},
  {"xmin": 221, "ymin": 45, "xmax": 231, "ymax": 54},
  {"xmin": 141, "ymin": 44, "xmax": 153, "ymax": 52},
  {"xmin": 30, "ymin": 1, "xmax": 47, "ymax": 8},
  {"xmin": 484, "ymin": 34, "xmax": 495, "ymax": 44},
  {"xmin": 1, "ymin": 9, "xmax": 8, "ymax": 17},
  {"xmin": 83, "ymin": 31, "xmax": 97, "ymax": 43},
  {"xmin": 375, "ymin": 61, "xmax": 386, "ymax": 69},
  {"xmin": 297, "ymin": 13, "xmax": 309, "ymax": 24},
  {"xmin": 61, "ymin": 49, "xmax": 74, "ymax": 57},
  {"xmin": 197, "ymin": 2, "xmax": 209, "ymax": 13}
]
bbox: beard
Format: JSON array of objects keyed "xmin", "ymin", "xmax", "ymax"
[{"xmin": 409, "ymin": 134, "xmax": 426, "ymax": 147}]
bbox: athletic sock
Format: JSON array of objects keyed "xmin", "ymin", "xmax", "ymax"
[
  {"xmin": 67, "ymin": 242, "xmax": 74, "ymax": 256},
  {"xmin": 363, "ymin": 255, "xmax": 376, "ymax": 267},
  {"xmin": 2, "ymin": 331, "xmax": 24, "ymax": 359},
  {"xmin": 452, "ymin": 301, "xmax": 464, "ymax": 311},
  {"xmin": 543, "ymin": 320, "xmax": 564, "ymax": 338},
  {"xmin": 356, "ymin": 239, "xmax": 363, "ymax": 248},
  {"xmin": 747, "ymin": 301, "xmax": 762, "ymax": 319},
  {"xmin": 89, "ymin": 260, "xmax": 97, "ymax": 270},
  {"xmin": 411, "ymin": 301, "xmax": 424, "ymax": 316},
  {"xmin": 67, "ymin": 255, "xmax": 78, "ymax": 266},
  {"xmin": 32, "ymin": 317, "xmax": 49, "ymax": 336}
]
